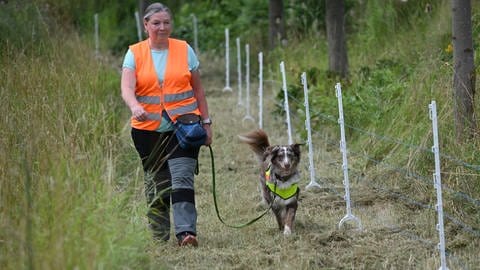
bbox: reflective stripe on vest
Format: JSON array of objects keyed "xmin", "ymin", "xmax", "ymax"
[
  {"xmin": 147, "ymin": 113, "xmax": 162, "ymax": 121},
  {"xmin": 136, "ymin": 95, "xmax": 160, "ymax": 104},
  {"xmin": 168, "ymin": 101, "xmax": 198, "ymax": 116},
  {"xmin": 164, "ymin": 90, "xmax": 194, "ymax": 103}
]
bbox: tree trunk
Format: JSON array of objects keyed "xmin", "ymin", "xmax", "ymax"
[
  {"xmin": 452, "ymin": 0, "xmax": 477, "ymax": 141},
  {"xmin": 269, "ymin": 0, "xmax": 287, "ymax": 50},
  {"xmin": 325, "ymin": 0, "xmax": 349, "ymax": 78}
]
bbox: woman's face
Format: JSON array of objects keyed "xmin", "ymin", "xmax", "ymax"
[{"xmin": 145, "ymin": 11, "xmax": 172, "ymax": 41}]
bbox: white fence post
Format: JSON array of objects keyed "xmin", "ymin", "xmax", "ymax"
[
  {"xmin": 336, "ymin": 83, "xmax": 362, "ymax": 230},
  {"xmin": 236, "ymin": 37, "xmax": 243, "ymax": 106},
  {"xmin": 243, "ymin": 44, "xmax": 254, "ymax": 122},
  {"xmin": 134, "ymin": 11, "xmax": 142, "ymax": 41},
  {"xmin": 302, "ymin": 73, "xmax": 322, "ymax": 190},
  {"xmin": 258, "ymin": 52, "xmax": 263, "ymax": 129},
  {"xmin": 429, "ymin": 101, "xmax": 449, "ymax": 270},
  {"xmin": 279, "ymin": 61, "xmax": 293, "ymax": 145},
  {"xmin": 223, "ymin": 28, "xmax": 232, "ymax": 92},
  {"xmin": 94, "ymin": 13, "xmax": 99, "ymax": 56},
  {"xmin": 191, "ymin": 14, "xmax": 199, "ymax": 53}
]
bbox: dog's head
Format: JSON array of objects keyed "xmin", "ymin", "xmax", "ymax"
[{"xmin": 264, "ymin": 144, "xmax": 301, "ymax": 177}]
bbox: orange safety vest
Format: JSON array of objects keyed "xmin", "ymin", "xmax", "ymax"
[{"xmin": 129, "ymin": 38, "xmax": 201, "ymax": 131}]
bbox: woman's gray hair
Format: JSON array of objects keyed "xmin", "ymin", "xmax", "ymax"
[{"xmin": 143, "ymin": 2, "xmax": 173, "ymax": 22}]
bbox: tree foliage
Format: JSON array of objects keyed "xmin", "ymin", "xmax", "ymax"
[{"xmin": 2, "ymin": 0, "xmax": 449, "ymax": 56}]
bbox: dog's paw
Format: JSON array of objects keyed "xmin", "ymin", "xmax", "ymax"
[{"xmin": 283, "ymin": 225, "xmax": 292, "ymax": 236}]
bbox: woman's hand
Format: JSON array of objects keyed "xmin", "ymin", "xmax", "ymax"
[
  {"xmin": 203, "ymin": 124, "xmax": 212, "ymax": 146},
  {"xmin": 131, "ymin": 104, "xmax": 148, "ymax": 121}
]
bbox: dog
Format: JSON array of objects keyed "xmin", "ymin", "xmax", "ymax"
[{"xmin": 238, "ymin": 129, "xmax": 302, "ymax": 235}]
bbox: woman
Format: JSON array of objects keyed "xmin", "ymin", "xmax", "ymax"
[{"xmin": 121, "ymin": 2, "xmax": 212, "ymax": 247}]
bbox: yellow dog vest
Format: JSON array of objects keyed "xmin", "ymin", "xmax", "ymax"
[{"xmin": 265, "ymin": 165, "xmax": 299, "ymax": 200}]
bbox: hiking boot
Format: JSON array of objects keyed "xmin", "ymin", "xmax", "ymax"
[{"xmin": 178, "ymin": 233, "xmax": 198, "ymax": 247}]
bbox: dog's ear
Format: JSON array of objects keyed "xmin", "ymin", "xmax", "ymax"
[
  {"xmin": 264, "ymin": 145, "xmax": 280, "ymax": 162},
  {"xmin": 269, "ymin": 146, "xmax": 280, "ymax": 156},
  {"xmin": 291, "ymin": 143, "xmax": 302, "ymax": 157}
]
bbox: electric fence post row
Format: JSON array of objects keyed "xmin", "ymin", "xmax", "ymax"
[
  {"xmin": 221, "ymin": 28, "xmax": 451, "ymax": 269},
  {"xmin": 96, "ymin": 13, "xmax": 459, "ymax": 268}
]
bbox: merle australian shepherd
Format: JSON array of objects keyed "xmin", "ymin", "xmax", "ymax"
[{"xmin": 238, "ymin": 129, "xmax": 302, "ymax": 235}]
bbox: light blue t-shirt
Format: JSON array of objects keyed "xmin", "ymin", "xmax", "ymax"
[{"xmin": 122, "ymin": 44, "xmax": 199, "ymax": 132}]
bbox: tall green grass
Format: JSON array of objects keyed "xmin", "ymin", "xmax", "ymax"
[{"xmin": 0, "ymin": 21, "xmax": 160, "ymax": 270}]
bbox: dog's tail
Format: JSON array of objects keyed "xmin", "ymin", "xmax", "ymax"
[{"xmin": 238, "ymin": 129, "xmax": 270, "ymax": 162}]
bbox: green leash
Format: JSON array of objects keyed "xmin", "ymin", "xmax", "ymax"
[{"xmin": 208, "ymin": 145, "xmax": 275, "ymax": 228}]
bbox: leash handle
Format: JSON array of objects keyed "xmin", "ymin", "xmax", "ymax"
[{"xmin": 208, "ymin": 145, "xmax": 274, "ymax": 228}]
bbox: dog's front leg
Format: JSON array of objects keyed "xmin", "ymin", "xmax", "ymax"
[
  {"xmin": 272, "ymin": 206, "xmax": 285, "ymax": 231},
  {"xmin": 283, "ymin": 203, "xmax": 298, "ymax": 236}
]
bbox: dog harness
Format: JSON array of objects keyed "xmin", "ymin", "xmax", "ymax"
[{"xmin": 265, "ymin": 165, "xmax": 299, "ymax": 200}]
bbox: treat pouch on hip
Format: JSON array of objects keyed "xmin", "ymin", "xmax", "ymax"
[{"xmin": 175, "ymin": 114, "xmax": 207, "ymax": 149}]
